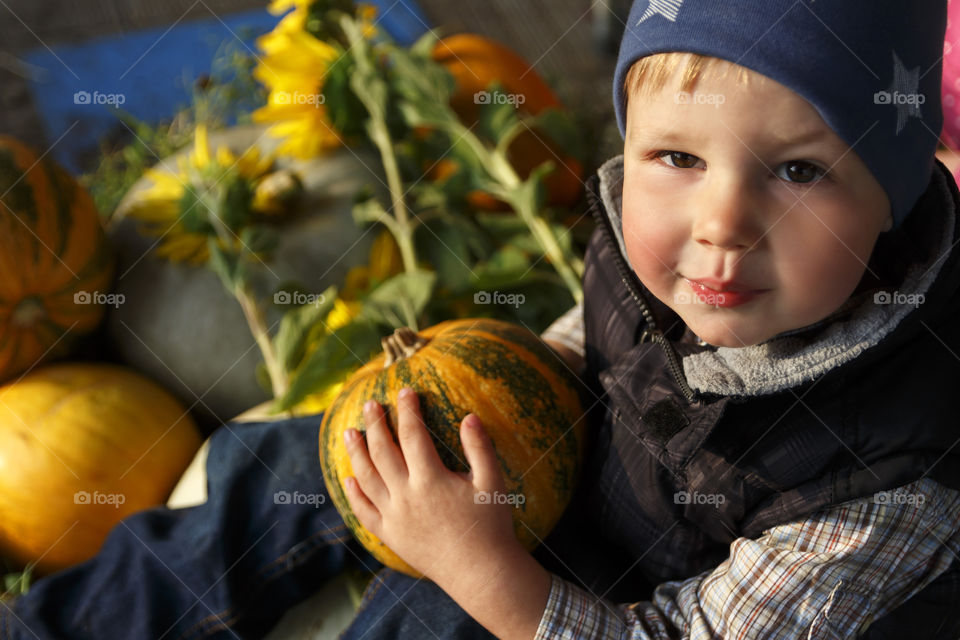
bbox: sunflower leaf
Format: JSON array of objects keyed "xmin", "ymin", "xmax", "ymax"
[
  {"xmin": 323, "ymin": 50, "xmax": 368, "ymax": 139},
  {"xmin": 478, "ymin": 83, "xmax": 522, "ymax": 145},
  {"xmin": 528, "ymin": 108, "xmax": 584, "ymax": 161},
  {"xmin": 352, "ymin": 198, "xmax": 388, "ymax": 227},
  {"xmin": 239, "ymin": 224, "xmax": 279, "ymax": 257},
  {"xmin": 415, "ymin": 217, "xmax": 476, "ymax": 293},
  {"xmin": 274, "ymin": 285, "xmax": 338, "ymax": 372},
  {"xmin": 360, "ymin": 270, "xmax": 437, "ymax": 330},
  {"xmin": 207, "ymin": 238, "xmax": 244, "ymax": 292},
  {"xmin": 273, "ymin": 318, "xmax": 384, "ymax": 412}
]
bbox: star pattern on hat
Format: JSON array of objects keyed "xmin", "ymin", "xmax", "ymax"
[
  {"xmin": 885, "ymin": 51, "xmax": 924, "ymax": 135},
  {"xmin": 636, "ymin": 0, "xmax": 684, "ymax": 24}
]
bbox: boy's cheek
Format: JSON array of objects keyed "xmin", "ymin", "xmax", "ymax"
[{"xmin": 621, "ymin": 210, "xmax": 679, "ymax": 287}]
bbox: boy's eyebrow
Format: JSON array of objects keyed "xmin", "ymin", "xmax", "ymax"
[
  {"xmin": 629, "ymin": 125, "xmax": 840, "ymax": 150},
  {"xmin": 628, "ymin": 127, "xmax": 700, "ymax": 147},
  {"xmin": 767, "ymin": 127, "xmax": 833, "ymax": 147}
]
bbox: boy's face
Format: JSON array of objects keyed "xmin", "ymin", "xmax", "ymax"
[{"xmin": 622, "ymin": 63, "xmax": 892, "ymax": 348}]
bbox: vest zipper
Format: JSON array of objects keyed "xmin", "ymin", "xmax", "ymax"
[{"xmin": 586, "ymin": 179, "xmax": 699, "ymax": 404}]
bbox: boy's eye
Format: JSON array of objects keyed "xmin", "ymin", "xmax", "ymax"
[
  {"xmin": 776, "ymin": 161, "xmax": 826, "ymax": 184},
  {"xmin": 658, "ymin": 151, "xmax": 703, "ymax": 169}
]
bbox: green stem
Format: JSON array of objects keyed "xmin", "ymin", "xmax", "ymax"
[
  {"xmin": 512, "ymin": 192, "xmax": 584, "ymax": 304},
  {"xmin": 205, "ymin": 182, "xmax": 289, "ymax": 399},
  {"xmin": 368, "ymin": 119, "xmax": 419, "ymax": 275},
  {"xmin": 235, "ymin": 284, "xmax": 289, "ymax": 398},
  {"xmin": 447, "ymin": 120, "xmax": 583, "ymax": 302},
  {"xmin": 341, "ymin": 14, "xmax": 419, "ymax": 277}
]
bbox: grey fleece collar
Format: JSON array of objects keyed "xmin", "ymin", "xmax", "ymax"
[{"xmin": 598, "ymin": 155, "xmax": 956, "ymax": 397}]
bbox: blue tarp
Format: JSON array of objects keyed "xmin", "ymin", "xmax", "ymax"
[{"xmin": 22, "ymin": 1, "xmax": 430, "ymax": 173}]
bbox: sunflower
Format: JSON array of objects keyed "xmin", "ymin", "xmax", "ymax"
[
  {"xmin": 252, "ymin": 1, "xmax": 379, "ymax": 159},
  {"xmin": 266, "ymin": 0, "xmax": 313, "ymax": 14},
  {"xmin": 252, "ymin": 28, "xmax": 344, "ymax": 159},
  {"xmin": 126, "ymin": 125, "xmax": 276, "ymax": 264}
]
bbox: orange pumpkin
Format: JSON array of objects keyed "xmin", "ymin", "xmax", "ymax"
[
  {"xmin": 432, "ymin": 34, "xmax": 584, "ymax": 210},
  {"xmin": 320, "ymin": 319, "xmax": 586, "ymax": 577},
  {"xmin": 0, "ymin": 137, "xmax": 114, "ymax": 383},
  {"xmin": 0, "ymin": 363, "xmax": 202, "ymax": 574}
]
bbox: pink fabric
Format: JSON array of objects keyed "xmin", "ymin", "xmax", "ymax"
[
  {"xmin": 943, "ymin": 0, "xmax": 960, "ymax": 148},
  {"xmin": 943, "ymin": 0, "xmax": 960, "ymax": 184}
]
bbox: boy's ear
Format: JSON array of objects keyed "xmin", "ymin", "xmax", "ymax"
[{"xmin": 883, "ymin": 213, "xmax": 893, "ymax": 232}]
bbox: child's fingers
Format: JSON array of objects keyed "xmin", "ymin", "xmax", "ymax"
[
  {"xmin": 459, "ymin": 414, "xmax": 505, "ymax": 492},
  {"xmin": 363, "ymin": 399, "xmax": 408, "ymax": 485},
  {"xmin": 396, "ymin": 388, "xmax": 445, "ymax": 480},
  {"xmin": 344, "ymin": 428, "xmax": 390, "ymax": 506},
  {"xmin": 343, "ymin": 476, "xmax": 382, "ymax": 534}
]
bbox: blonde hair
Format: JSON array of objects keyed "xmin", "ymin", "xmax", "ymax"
[{"xmin": 624, "ymin": 52, "xmax": 759, "ymax": 101}]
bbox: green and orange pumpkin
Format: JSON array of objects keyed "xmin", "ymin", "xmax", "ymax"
[
  {"xmin": 0, "ymin": 137, "xmax": 115, "ymax": 383},
  {"xmin": 319, "ymin": 318, "xmax": 586, "ymax": 577}
]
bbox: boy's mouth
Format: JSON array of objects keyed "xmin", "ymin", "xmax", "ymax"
[{"xmin": 683, "ymin": 277, "xmax": 768, "ymax": 308}]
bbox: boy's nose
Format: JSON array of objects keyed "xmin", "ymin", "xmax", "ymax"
[{"xmin": 691, "ymin": 176, "xmax": 764, "ymax": 252}]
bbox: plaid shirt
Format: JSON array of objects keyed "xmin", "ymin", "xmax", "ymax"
[
  {"xmin": 540, "ymin": 301, "xmax": 586, "ymax": 360},
  {"xmin": 537, "ymin": 305, "xmax": 960, "ymax": 638},
  {"xmin": 533, "ymin": 476, "xmax": 960, "ymax": 639}
]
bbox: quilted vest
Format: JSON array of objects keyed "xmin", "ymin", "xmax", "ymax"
[{"xmin": 561, "ymin": 160, "xmax": 960, "ymax": 637}]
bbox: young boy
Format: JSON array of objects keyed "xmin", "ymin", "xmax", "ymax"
[
  {"xmin": 339, "ymin": 0, "xmax": 960, "ymax": 638},
  {"xmin": 6, "ymin": 2, "xmax": 960, "ymax": 639}
]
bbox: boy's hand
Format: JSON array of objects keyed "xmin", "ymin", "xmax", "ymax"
[{"xmin": 343, "ymin": 387, "xmax": 525, "ymax": 593}]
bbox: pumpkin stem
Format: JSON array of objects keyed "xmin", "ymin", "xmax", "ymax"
[
  {"xmin": 381, "ymin": 327, "xmax": 428, "ymax": 367},
  {"xmin": 11, "ymin": 298, "xmax": 46, "ymax": 328}
]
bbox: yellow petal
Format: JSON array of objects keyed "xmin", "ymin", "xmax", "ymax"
[
  {"xmin": 267, "ymin": 0, "xmax": 312, "ymax": 16},
  {"xmin": 142, "ymin": 168, "xmax": 184, "ymax": 192},
  {"xmin": 267, "ymin": 0, "xmax": 296, "ymax": 15},
  {"xmin": 216, "ymin": 146, "xmax": 236, "ymax": 168},
  {"xmin": 127, "ymin": 200, "xmax": 182, "ymax": 224},
  {"xmin": 193, "ymin": 125, "xmax": 211, "ymax": 169},
  {"xmin": 327, "ymin": 299, "xmax": 363, "ymax": 331},
  {"xmin": 358, "ymin": 4, "xmax": 379, "ymax": 38},
  {"xmin": 295, "ymin": 380, "xmax": 348, "ymax": 414}
]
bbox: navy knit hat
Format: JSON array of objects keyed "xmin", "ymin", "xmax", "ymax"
[{"xmin": 614, "ymin": 0, "xmax": 947, "ymax": 228}]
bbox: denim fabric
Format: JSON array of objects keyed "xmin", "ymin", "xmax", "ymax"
[
  {"xmin": 0, "ymin": 413, "xmax": 627, "ymax": 640},
  {"xmin": 334, "ymin": 477, "xmax": 645, "ymax": 640},
  {"xmin": 0, "ymin": 414, "xmax": 378, "ymax": 640}
]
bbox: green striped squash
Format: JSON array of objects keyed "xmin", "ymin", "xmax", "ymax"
[
  {"xmin": 0, "ymin": 137, "xmax": 114, "ymax": 383},
  {"xmin": 319, "ymin": 318, "xmax": 586, "ymax": 577}
]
